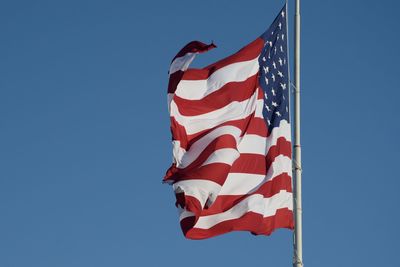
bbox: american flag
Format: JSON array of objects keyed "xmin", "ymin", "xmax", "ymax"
[{"xmin": 164, "ymin": 5, "xmax": 293, "ymax": 239}]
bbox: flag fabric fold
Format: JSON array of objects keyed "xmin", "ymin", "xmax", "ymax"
[{"xmin": 164, "ymin": 5, "xmax": 293, "ymax": 240}]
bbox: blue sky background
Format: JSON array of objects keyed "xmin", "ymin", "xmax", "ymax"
[{"xmin": 1, "ymin": 0, "xmax": 399, "ymax": 266}]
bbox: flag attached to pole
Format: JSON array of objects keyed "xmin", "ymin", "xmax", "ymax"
[{"xmin": 164, "ymin": 5, "xmax": 293, "ymax": 240}]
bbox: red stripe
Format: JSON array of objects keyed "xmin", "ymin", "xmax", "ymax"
[
  {"xmin": 171, "ymin": 111, "xmax": 261, "ymax": 151},
  {"xmin": 175, "ymin": 194, "xmax": 202, "ymax": 215},
  {"xmin": 170, "ymin": 116, "xmax": 189, "ymax": 149},
  {"xmin": 230, "ymin": 137, "xmax": 292, "ymax": 174},
  {"xmin": 230, "ymin": 142, "xmax": 290, "ymax": 176},
  {"xmin": 244, "ymin": 117, "xmax": 268, "ymax": 137},
  {"xmin": 168, "ymin": 71, "xmax": 184, "ymax": 94},
  {"xmin": 181, "ymin": 208, "xmax": 293, "ymax": 240},
  {"xmin": 164, "ymin": 134, "xmax": 237, "ymax": 183},
  {"xmin": 173, "ymin": 74, "xmax": 258, "ymax": 116},
  {"xmin": 178, "ymin": 135, "xmax": 237, "ymax": 170},
  {"xmin": 229, "ymin": 154, "xmax": 267, "ymax": 174},
  {"xmin": 168, "ymin": 41, "xmax": 216, "ymax": 94},
  {"xmin": 180, "ymin": 38, "xmax": 264, "ymax": 81},
  {"xmin": 178, "ymin": 163, "xmax": 232, "ymax": 185},
  {"xmin": 266, "ymin": 137, "xmax": 292, "ymax": 169},
  {"xmin": 165, "ymin": 138, "xmax": 291, "ymax": 186},
  {"xmin": 203, "ymin": 173, "xmax": 292, "ymax": 215},
  {"xmin": 187, "ymin": 115, "xmax": 254, "ymax": 145},
  {"xmin": 170, "ymin": 115, "xmax": 251, "ymax": 151},
  {"xmin": 172, "ymin": 41, "xmax": 216, "ymax": 62},
  {"xmin": 180, "ymin": 216, "xmax": 196, "ymax": 236}
]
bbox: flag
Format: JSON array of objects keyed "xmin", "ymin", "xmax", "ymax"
[{"xmin": 164, "ymin": 5, "xmax": 293, "ymax": 240}]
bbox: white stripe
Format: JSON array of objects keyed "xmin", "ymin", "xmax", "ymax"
[
  {"xmin": 173, "ymin": 155, "xmax": 291, "ymax": 205},
  {"xmin": 173, "ymin": 179, "xmax": 222, "ymax": 208},
  {"xmin": 254, "ymin": 95, "xmax": 264, "ymax": 118},
  {"xmin": 238, "ymin": 134, "xmax": 266, "ymax": 155},
  {"xmin": 178, "ymin": 207, "xmax": 195, "ymax": 221},
  {"xmin": 201, "ymin": 148, "xmax": 240, "ymax": 167},
  {"xmin": 172, "ymin": 140, "xmax": 186, "ymax": 166},
  {"xmin": 168, "ymin": 52, "xmax": 198, "ymax": 113},
  {"xmin": 171, "ymin": 90, "xmax": 261, "ymax": 135},
  {"xmin": 175, "ymin": 119, "xmax": 291, "ymax": 169},
  {"xmin": 193, "ymin": 190, "xmax": 293, "ymax": 229},
  {"xmin": 167, "ymin": 93, "xmax": 174, "ymax": 113},
  {"xmin": 175, "ymin": 57, "xmax": 260, "ymax": 100},
  {"xmin": 268, "ymin": 119, "xmax": 291, "ymax": 142},
  {"xmin": 237, "ymin": 120, "xmax": 291, "ymax": 155},
  {"xmin": 169, "ymin": 53, "xmax": 196, "ymax": 74},
  {"xmin": 219, "ymin": 155, "xmax": 291, "ymax": 195},
  {"xmin": 176, "ymin": 125, "xmax": 242, "ymax": 169}
]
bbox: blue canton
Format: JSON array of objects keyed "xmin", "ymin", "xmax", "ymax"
[{"xmin": 259, "ymin": 5, "xmax": 289, "ymax": 133}]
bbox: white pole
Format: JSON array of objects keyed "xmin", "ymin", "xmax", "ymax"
[{"xmin": 293, "ymin": 0, "xmax": 303, "ymax": 266}]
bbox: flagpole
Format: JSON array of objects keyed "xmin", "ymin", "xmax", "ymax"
[{"xmin": 293, "ymin": 0, "xmax": 303, "ymax": 266}]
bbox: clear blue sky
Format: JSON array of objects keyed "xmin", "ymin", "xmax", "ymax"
[{"xmin": 1, "ymin": 0, "xmax": 399, "ymax": 266}]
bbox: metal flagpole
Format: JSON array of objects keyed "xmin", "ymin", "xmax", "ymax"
[{"xmin": 293, "ymin": 0, "xmax": 303, "ymax": 266}]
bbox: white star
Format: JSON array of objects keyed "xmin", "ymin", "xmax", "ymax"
[
  {"xmin": 280, "ymin": 83, "xmax": 287, "ymax": 90},
  {"xmin": 271, "ymin": 31, "xmax": 274, "ymax": 35},
  {"xmin": 264, "ymin": 104, "xmax": 270, "ymax": 111},
  {"xmin": 264, "ymin": 92, "xmax": 268, "ymax": 99},
  {"xmin": 269, "ymin": 41, "xmax": 273, "ymax": 47},
  {"xmin": 275, "ymin": 111, "xmax": 282, "ymax": 117},
  {"xmin": 263, "ymin": 66, "xmax": 269, "ymax": 73},
  {"xmin": 278, "ymin": 22, "xmax": 282, "ymax": 30},
  {"xmin": 280, "ymin": 45, "xmax": 284, "ymax": 53},
  {"xmin": 274, "ymin": 47, "xmax": 277, "ymax": 54},
  {"xmin": 265, "ymin": 77, "xmax": 269, "ymax": 85},
  {"xmin": 284, "ymin": 58, "xmax": 286, "ymax": 65},
  {"xmin": 278, "ymin": 58, "xmax": 283, "ymax": 66},
  {"xmin": 286, "ymin": 106, "xmax": 288, "ymax": 112},
  {"xmin": 282, "ymin": 34, "xmax": 285, "ymax": 41},
  {"xmin": 281, "ymin": 10, "xmax": 285, "ymax": 17},
  {"xmin": 272, "ymin": 62, "xmax": 277, "ymax": 69},
  {"xmin": 262, "ymin": 56, "xmax": 266, "ymax": 62},
  {"xmin": 277, "ymin": 71, "xmax": 284, "ymax": 77},
  {"xmin": 272, "ymin": 101, "xmax": 278, "ymax": 107},
  {"xmin": 271, "ymin": 88, "xmax": 276, "ymax": 96},
  {"xmin": 283, "ymin": 94, "xmax": 286, "ymax": 100},
  {"xmin": 271, "ymin": 73, "xmax": 275, "ymax": 82},
  {"xmin": 277, "ymin": 35, "xmax": 280, "ymax": 40},
  {"xmin": 267, "ymin": 119, "xmax": 271, "ymax": 125}
]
